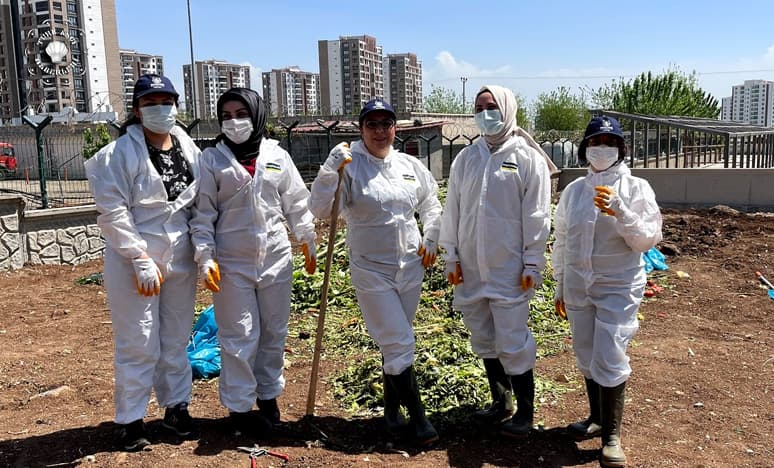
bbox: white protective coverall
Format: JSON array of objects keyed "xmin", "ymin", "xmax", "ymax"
[
  {"xmin": 552, "ymin": 162, "xmax": 662, "ymax": 387},
  {"xmin": 439, "ymin": 135, "xmax": 551, "ymax": 376},
  {"xmin": 308, "ymin": 140, "xmax": 442, "ymax": 375},
  {"xmin": 85, "ymin": 124, "xmax": 200, "ymax": 424},
  {"xmin": 190, "ymin": 138, "xmax": 315, "ymax": 412}
]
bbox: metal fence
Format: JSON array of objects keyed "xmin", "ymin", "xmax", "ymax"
[{"xmin": 2, "ymin": 111, "xmax": 771, "ymax": 209}]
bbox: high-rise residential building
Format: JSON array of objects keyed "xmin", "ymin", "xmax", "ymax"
[
  {"xmin": 119, "ymin": 48, "xmax": 163, "ymax": 116},
  {"xmin": 318, "ymin": 35, "xmax": 384, "ymax": 115},
  {"xmin": 721, "ymin": 80, "xmax": 774, "ymax": 127},
  {"xmin": 383, "ymin": 53, "xmax": 422, "ymax": 113},
  {"xmin": 183, "ymin": 59, "xmax": 251, "ymax": 119},
  {"xmin": 262, "ymin": 66, "xmax": 320, "ymax": 117},
  {"xmin": 0, "ymin": 0, "xmax": 123, "ymax": 123},
  {"xmin": 0, "ymin": 0, "xmax": 22, "ymax": 122}
]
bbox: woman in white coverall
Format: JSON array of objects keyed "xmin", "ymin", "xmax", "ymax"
[
  {"xmin": 553, "ymin": 115, "xmax": 662, "ymax": 467},
  {"xmin": 189, "ymin": 88, "xmax": 316, "ymax": 435},
  {"xmin": 309, "ymin": 98, "xmax": 442, "ymax": 446},
  {"xmin": 439, "ymin": 85, "xmax": 552, "ymax": 439},
  {"xmin": 85, "ymin": 74, "xmax": 199, "ymax": 451}
]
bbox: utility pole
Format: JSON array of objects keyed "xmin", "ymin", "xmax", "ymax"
[{"xmin": 460, "ymin": 77, "xmax": 468, "ymax": 112}]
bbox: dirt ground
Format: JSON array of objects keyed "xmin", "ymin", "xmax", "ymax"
[{"xmin": 1, "ymin": 207, "xmax": 772, "ymax": 468}]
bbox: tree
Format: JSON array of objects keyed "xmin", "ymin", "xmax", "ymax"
[
  {"xmin": 82, "ymin": 123, "xmax": 112, "ymax": 160},
  {"xmin": 513, "ymin": 93, "xmax": 530, "ymax": 130},
  {"xmin": 589, "ymin": 69, "xmax": 720, "ymax": 118},
  {"xmin": 423, "ymin": 85, "xmax": 466, "ymax": 114},
  {"xmin": 533, "ymin": 86, "xmax": 589, "ymax": 131}
]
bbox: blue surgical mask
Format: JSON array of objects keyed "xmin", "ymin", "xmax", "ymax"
[
  {"xmin": 140, "ymin": 104, "xmax": 177, "ymax": 134},
  {"xmin": 474, "ymin": 109, "xmax": 505, "ymax": 135}
]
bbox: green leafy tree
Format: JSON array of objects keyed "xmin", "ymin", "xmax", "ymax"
[
  {"xmin": 589, "ymin": 69, "xmax": 720, "ymax": 118},
  {"xmin": 533, "ymin": 86, "xmax": 589, "ymax": 131},
  {"xmin": 423, "ymin": 85, "xmax": 466, "ymax": 114},
  {"xmin": 514, "ymin": 93, "xmax": 530, "ymax": 129},
  {"xmin": 82, "ymin": 123, "xmax": 112, "ymax": 160}
]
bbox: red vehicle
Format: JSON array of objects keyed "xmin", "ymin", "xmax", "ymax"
[{"xmin": 0, "ymin": 142, "xmax": 16, "ymax": 179}]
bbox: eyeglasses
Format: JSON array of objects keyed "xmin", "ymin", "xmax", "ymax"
[{"xmin": 364, "ymin": 119, "xmax": 395, "ymax": 130}]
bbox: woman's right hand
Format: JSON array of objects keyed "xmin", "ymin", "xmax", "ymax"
[
  {"xmin": 322, "ymin": 142, "xmax": 352, "ymax": 173},
  {"xmin": 554, "ymin": 299, "xmax": 567, "ymax": 320},
  {"xmin": 444, "ymin": 261, "xmax": 463, "ymax": 286}
]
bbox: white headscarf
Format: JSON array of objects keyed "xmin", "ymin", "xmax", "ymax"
[{"xmin": 477, "ymin": 85, "xmax": 559, "ymax": 175}]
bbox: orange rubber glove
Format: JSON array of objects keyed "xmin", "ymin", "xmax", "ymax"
[
  {"xmin": 301, "ymin": 241, "xmax": 317, "ymax": 275},
  {"xmin": 201, "ymin": 259, "xmax": 221, "ymax": 293},
  {"xmin": 132, "ymin": 256, "xmax": 163, "ymax": 297},
  {"xmin": 445, "ymin": 261, "xmax": 463, "ymax": 286}
]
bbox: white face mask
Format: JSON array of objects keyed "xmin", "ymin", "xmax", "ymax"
[
  {"xmin": 474, "ymin": 109, "xmax": 505, "ymax": 135},
  {"xmin": 221, "ymin": 118, "xmax": 254, "ymax": 144},
  {"xmin": 586, "ymin": 145, "xmax": 619, "ymax": 171},
  {"xmin": 140, "ymin": 104, "xmax": 177, "ymax": 134}
]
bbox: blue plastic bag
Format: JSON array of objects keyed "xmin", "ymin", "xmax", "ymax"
[
  {"xmin": 187, "ymin": 305, "xmax": 221, "ymax": 379},
  {"xmin": 643, "ymin": 247, "xmax": 668, "ymax": 274}
]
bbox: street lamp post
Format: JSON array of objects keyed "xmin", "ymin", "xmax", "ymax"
[
  {"xmin": 187, "ymin": 0, "xmax": 197, "ymax": 121},
  {"xmin": 460, "ymin": 76, "xmax": 468, "ymax": 112}
]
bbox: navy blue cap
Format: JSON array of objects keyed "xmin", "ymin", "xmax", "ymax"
[
  {"xmin": 358, "ymin": 98, "xmax": 396, "ymax": 124},
  {"xmin": 583, "ymin": 115, "xmax": 623, "ymax": 141},
  {"xmin": 132, "ymin": 74, "xmax": 179, "ymax": 103},
  {"xmin": 578, "ymin": 115, "xmax": 626, "ymax": 163}
]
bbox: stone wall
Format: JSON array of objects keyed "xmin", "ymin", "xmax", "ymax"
[{"xmin": 0, "ymin": 197, "xmax": 104, "ymax": 270}]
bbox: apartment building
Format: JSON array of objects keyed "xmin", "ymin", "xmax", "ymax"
[
  {"xmin": 383, "ymin": 53, "xmax": 422, "ymax": 113},
  {"xmin": 262, "ymin": 66, "xmax": 320, "ymax": 117},
  {"xmin": 721, "ymin": 80, "xmax": 774, "ymax": 127},
  {"xmin": 0, "ymin": 0, "xmax": 122, "ymax": 123},
  {"xmin": 183, "ymin": 59, "xmax": 251, "ymax": 119},
  {"xmin": 119, "ymin": 48, "xmax": 163, "ymax": 116},
  {"xmin": 318, "ymin": 35, "xmax": 384, "ymax": 115}
]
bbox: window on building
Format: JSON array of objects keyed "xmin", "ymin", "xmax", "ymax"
[{"xmin": 35, "ymin": 1, "xmax": 49, "ymax": 11}]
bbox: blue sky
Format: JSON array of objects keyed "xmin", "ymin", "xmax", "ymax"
[{"xmin": 115, "ymin": 0, "xmax": 774, "ymax": 110}]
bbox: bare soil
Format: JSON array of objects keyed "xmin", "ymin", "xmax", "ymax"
[{"xmin": 1, "ymin": 207, "xmax": 772, "ymax": 467}]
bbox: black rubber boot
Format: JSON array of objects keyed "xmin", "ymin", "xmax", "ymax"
[
  {"xmin": 501, "ymin": 369, "xmax": 534, "ymax": 439},
  {"xmin": 383, "ymin": 370, "xmax": 406, "ymax": 432},
  {"xmin": 256, "ymin": 397, "xmax": 281, "ymax": 425},
  {"xmin": 388, "ymin": 366, "xmax": 439, "ymax": 446},
  {"xmin": 567, "ymin": 378, "xmax": 602, "ymax": 440},
  {"xmin": 474, "ymin": 358, "xmax": 515, "ymax": 425},
  {"xmin": 600, "ymin": 381, "xmax": 627, "ymax": 467}
]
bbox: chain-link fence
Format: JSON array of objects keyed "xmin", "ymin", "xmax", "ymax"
[{"xmin": 0, "ymin": 118, "xmax": 584, "ymax": 209}]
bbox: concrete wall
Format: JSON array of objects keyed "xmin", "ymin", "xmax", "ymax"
[
  {"xmin": 558, "ymin": 168, "xmax": 774, "ymax": 212},
  {"xmin": 0, "ymin": 197, "xmax": 104, "ymax": 271}
]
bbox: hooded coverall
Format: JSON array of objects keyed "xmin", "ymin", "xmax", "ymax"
[
  {"xmin": 85, "ymin": 124, "xmax": 200, "ymax": 424},
  {"xmin": 439, "ymin": 135, "xmax": 551, "ymax": 376},
  {"xmin": 552, "ymin": 163, "xmax": 662, "ymax": 387},
  {"xmin": 190, "ymin": 139, "xmax": 315, "ymax": 412},
  {"xmin": 308, "ymin": 140, "xmax": 442, "ymax": 375}
]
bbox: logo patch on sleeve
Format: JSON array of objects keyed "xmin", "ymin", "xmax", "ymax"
[
  {"xmin": 501, "ymin": 161, "xmax": 519, "ymax": 172},
  {"xmin": 265, "ymin": 162, "xmax": 282, "ymax": 173}
]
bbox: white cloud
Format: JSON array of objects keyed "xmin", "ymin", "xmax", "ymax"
[{"xmin": 240, "ymin": 62, "xmax": 264, "ymax": 96}]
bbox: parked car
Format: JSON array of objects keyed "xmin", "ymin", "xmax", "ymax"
[{"xmin": 0, "ymin": 142, "xmax": 17, "ymax": 179}]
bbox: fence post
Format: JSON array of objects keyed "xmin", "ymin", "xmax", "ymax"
[
  {"xmin": 23, "ymin": 115, "xmax": 53, "ymax": 209},
  {"xmin": 315, "ymin": 120, "xmax": 339, "ymax": 153},
  {"xmin": 417, "ymin": 135, "xmax": 437, "ymax": 174},
  {"xmin": 178, "ymin": 118, "xmax": 201, "ymax": 136},
  {"xmin": 279, "ymin": 120, "xmax": 300, "ymax": 157}
]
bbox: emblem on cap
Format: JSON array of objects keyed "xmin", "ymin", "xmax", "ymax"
[
  {"xmin": 600, "ymin": 119, "xmax": 613, "ymax": 131},
  {"xmin": 151, "ymin": 76, "xmax": 164, "ymax": 89},
  {"xmin": 374, "ymin": 101, "xmax": 385, "ymax": 109}
]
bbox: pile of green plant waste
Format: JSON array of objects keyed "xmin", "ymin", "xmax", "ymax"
[{"xmin": 289, "ymin": 189, "xmax": 572, "ymax": 426}]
